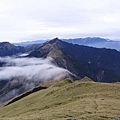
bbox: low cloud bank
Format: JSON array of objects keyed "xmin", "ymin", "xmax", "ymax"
[
  {"xmin": 0, "ymin": 57, "xmax": 72, "ymax": 81},
  {"xmin": 0, "ymin": 56, "xmax": 75, "ymax": 103}
]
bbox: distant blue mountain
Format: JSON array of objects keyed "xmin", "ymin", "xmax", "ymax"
[
  {"xmin": 63, "ymin": 37, "xmax": 120, "ymax": 51},
  {"xmin": 14, "ymin": 40, "xmax": 47, "ymax": 47},
  {"xmin": 14, "ymin": 37, "xmax": 120, "ymax": 51}
]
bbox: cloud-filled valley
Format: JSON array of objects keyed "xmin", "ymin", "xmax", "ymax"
[
  {"xmin": 0, "ymin": 57, "xmax": 73, "ymax": 81},
  {"xmin": 0, "ymin": 56, "xmax": 75, "ymax": 103}
]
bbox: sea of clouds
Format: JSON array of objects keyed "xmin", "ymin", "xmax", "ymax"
[
  {"xmin": 0, "ymin": 56, "xmax": 75, "ymax": 103},
  {"xmin": 0, "ymin": 57, "xmax": 73, "ymax": 81}
]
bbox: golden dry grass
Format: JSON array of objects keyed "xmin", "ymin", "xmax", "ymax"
[{"xmin": 0, "ymin": 79, "xmax": 120, "ymax": 120}]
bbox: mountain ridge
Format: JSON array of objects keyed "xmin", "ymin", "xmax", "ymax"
[
  {"xmin": 28, "ymin": 38, "xmax": 120, "ymax": 82},
  {"xmin": 14, "ymin": 37, "xmax": 120, "ymax": 51}
]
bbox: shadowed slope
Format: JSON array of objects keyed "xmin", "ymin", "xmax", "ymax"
[
  {"xmin": 0, "ymin": 42, "xmax": 25, "ymax": 56},
  {"xmin": 28, "ymin": 38, "xmax": 120, "ymax": 82}
]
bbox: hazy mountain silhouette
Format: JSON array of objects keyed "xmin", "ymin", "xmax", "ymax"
[
  {"xmin": 63, "ymin": 37, "xmax": 120, "ymax": 51},
  {"xmin": 0, "ymin": 42, "xmax": 25, "ymax": 56},
  {"xmin": 15, "ymin": 37, "xmax": 120, "ymax": 51}
]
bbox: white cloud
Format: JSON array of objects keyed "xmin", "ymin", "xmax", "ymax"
[
  {"xmin": 0, "ymin": 56, "xmax": 77, "ymax": 103},
  {"xmin": 0, "ymin": 0, "xmax": 120, "ymax": 42},
  {"xmin": 0, "ymin": 57, "xmax": 74, "ymax": 81}
]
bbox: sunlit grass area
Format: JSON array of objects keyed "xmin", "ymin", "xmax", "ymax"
[{"xmin": 0, "ymin": 78, "xmax": 120, "ymax": 120}]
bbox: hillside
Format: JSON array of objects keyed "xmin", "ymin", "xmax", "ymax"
[
  {"xmin": 0, "ymin": 80, "xmax": 8, "ymax": 90},
  {"xmin": 0, "ymin": 78, "xmax": 120, "ymax": 120},
  {"xmin": 28, "ymin": 38, "xmax": 120, "ymax": 82},
  {"xmin": 0, "ymin": 42, "xmax": 25, "ymax": 56}
]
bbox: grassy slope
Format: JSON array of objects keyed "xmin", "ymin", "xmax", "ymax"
[{"xmin": 0, "ymin": 79, "xmax": 120, "ymax": 120}]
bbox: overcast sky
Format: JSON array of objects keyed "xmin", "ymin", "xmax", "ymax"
[{"xmin": 0, "ymin": 0, "xmax": 120, "ymax": 42}]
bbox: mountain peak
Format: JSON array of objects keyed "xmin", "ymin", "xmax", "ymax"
[
  {"xmin": 48, "ymin": 37, "xmax": 62, "ymax": 44},
  {"xmin": 52, "ymin": 37, "xmax": 60, "ymax": 41},
  {"xmin": 0, "ymin": 42, "xmax": 11, "ymax": 45}
]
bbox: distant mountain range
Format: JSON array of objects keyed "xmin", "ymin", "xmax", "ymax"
[
  {"xmin": 14, "ymin": 37, "xmax": 120, "ymax": 51},
  {"xmin": 64, "ymin": 37, "xmax": 120, "ymax": 51},
  {"xmin": 14, "ymin": 40, "xmax": 46, "ymax": 47}
]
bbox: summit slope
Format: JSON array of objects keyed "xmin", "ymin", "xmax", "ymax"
[{"xmin": 28, "ymin": 38, "xmax": 120, "ymax": 82}]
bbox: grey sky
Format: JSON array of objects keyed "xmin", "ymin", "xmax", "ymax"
[{"xmin": 0, "ymin": 0, "xmax": 120, "ymax": 42}]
